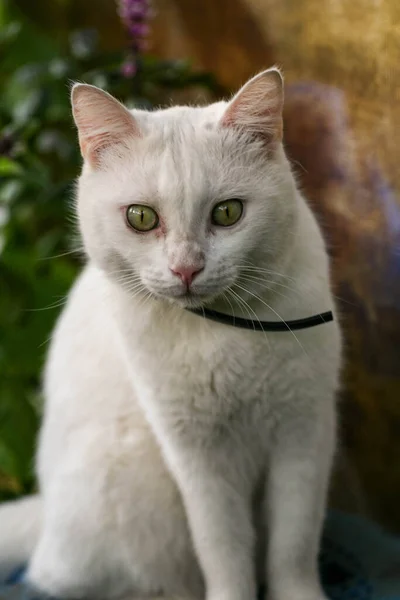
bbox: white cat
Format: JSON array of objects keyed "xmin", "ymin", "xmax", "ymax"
[{"xmin": 0, "ymin": 68, "xmax": 342, "ymax": 600}]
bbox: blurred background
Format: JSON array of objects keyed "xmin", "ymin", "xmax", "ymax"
[{"xmin": 0, "ymin": 0, "xmax": 399, "ymax": 534}]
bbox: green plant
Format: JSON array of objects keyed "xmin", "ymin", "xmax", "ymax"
[{"xmin": 0, "ymin": 0, "xmax": 221, "ymax": 499}]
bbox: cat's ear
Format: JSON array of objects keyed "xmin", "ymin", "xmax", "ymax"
[
  {"xmin": 220, "ymin": 67, "xmax": 284, "ymax": 145},
  {"xmin": 71, "ymin": 83, "xmax": 141, "ymax": 168}
]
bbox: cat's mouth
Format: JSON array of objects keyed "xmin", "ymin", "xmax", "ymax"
[
  {"xmin": 142, "ymin": 275, "xmax": 233, "ymax": 309},
  {"xmin": 151, "ymin": 287, "xmax": 220, "ymax": 309},
  {"xmin": 141, "ymin": 269, "xmax": 238, "ymax": 310},
  {"xmin": 181, "ymin": 291, "xmax": 218, "ymax": 308},
  {"xmin": 168, "ymin": 290, "xmax": 216, "ymax": 309}
]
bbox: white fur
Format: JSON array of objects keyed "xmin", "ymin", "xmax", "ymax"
[
  {"xmin": 0, "ymin": 496, "xmax": 41, "ymax": 581},
  {"xmin": 0, "ymin": 69, "xmax": 341, "ymax": 600}
]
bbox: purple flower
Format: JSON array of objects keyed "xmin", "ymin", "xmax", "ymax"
[
  {"xmin": 121, "ymin": 59, "xmax": 137, "ymax": 78},
  {"xmin": 128, "ymin": 22, "xmax": 149, "ymax": 37},
  {"xmin": 117, "ymin": 0, "xmax": 152, "ymax": 77}
]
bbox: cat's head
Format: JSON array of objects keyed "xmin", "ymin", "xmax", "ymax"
[{"xmin": 72, "ymin": 68, "xmax": 297, "ymax": 309}]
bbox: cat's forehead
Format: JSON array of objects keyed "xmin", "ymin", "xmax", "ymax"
[
  {"xmin": 84, "ymin": 101, "xmax": 274, "ymax": 211},
  {"xmin": 126, "ymin": 100, "xmax": 264, "ymax": 179},
  {"xmin": 130, "ymin": 101, "xmax": 227, "ymax": 134},
  {"xmin": 123, "ymin": 104, "xmax": 264, "ymax": 205}
]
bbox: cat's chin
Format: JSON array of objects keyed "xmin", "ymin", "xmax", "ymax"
[
  {"xmin": 169, "ymin": 294, "xmax": 215, "ymax": 310},
  {"xmin": 154, "ymin": 290, "xmax": 219, "ymax": 310}
]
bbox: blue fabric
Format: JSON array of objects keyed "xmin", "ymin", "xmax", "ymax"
[
  {"xmin": 319, "ymin": 512, "xmax": 400, "ymax": 599},
  {"xmin": 1, "ymin": 511, "xmax": 400, "ymax": 600}
]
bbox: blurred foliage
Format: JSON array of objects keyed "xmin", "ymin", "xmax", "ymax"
[{"xmin": 0, "ymin": 0, "xmax": 220, "ymax": 500}]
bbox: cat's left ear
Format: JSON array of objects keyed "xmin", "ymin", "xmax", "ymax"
[
  {"xmin": 71, "ymin": 83, "xmax": 141, "ymax": 169},
  {"xmin": 220, "ymin": 67, "xmax": 284, "ymax": 145}
]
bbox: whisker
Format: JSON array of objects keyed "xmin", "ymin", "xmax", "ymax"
[
  {"xmin": 227, "ymin": 288, "xmax": 256, "ymax": 333},
  {"xmin": 232, "ymin": 282, "xmax": 308, "ymax": 358},
  {"xmin": 239, "ymin": 272, "xmax": 301, "ymax": 296},
  {"xmin": 237, "ymin": 273, "xmax": 317, "ymax": 314},
  {"xmin": 116, "ymin": 276, "xmax": 143, "ymax": 287},
  {"xmin": 238, "ymin": 260, "xmax": 298, "ymax": 284},
  {"xmin": 38, "ymin": 333, "xmax": 53, "ymax": 350},
  {"xmin": 240, "ymin": 264, "xmax": 353, "ymax": 308},
  {"xmin": 108, "ymin": 269, "xmax": 142, "ymax": 278},
  {"xmin": 221, "ymin": 291, "xmax": 236, "ymax": 320},
  {"xmin": 290, "ymin": 158, "xmax": 308, "ymax": 174},
  {"xmin": 227, "ymin": 288, "xmax": 271, "ymax": 353},
  {"xmin": 123, "ymin": 283, "xmax": 148, "ymax": 296},
  {"xmin": 38, "ymin": 247, "xmax": 84, "ymax": 261},
  {"xmin": 238, "ymin": 275, "xmax": 294, "ymax": 305},
  {"xmin": 25, "ymin": 298, "xmax": 68, "ymax": 312}
]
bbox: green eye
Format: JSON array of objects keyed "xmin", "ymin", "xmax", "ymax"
[
  {"xmin": 211, "ymin": 199, "xmax": 243, "ymax": 227},
  {"xmin": 126, "ymin": 204, "xmax": 159, "ymax": 232}
]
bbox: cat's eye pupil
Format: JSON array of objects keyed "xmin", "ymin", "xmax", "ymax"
[
  {"xmin": 126, "ymin": 204, "xmax": 159, "ymax": 232},
  {"xmin": 211, "ymin": 199, "xmax": 243, "ymax": 227}
]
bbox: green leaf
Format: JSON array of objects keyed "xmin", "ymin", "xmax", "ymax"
[
  {"xmin": 13, "ymin": 89, "xmax": 46, "ymax": 125},
  {"xmin": 0, "ymin": 440, "xmax": 18, "ymax": 479},
  {"xmin": 0, "ymin": 180, "xmax": 25, "ymax": 205},
  {"xmin": 0, "ymin": 157, "xmax": 23, "ymax": 176}
]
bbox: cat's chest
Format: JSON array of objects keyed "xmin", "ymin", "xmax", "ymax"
[{"xmin": 118, "ymin": 306, "xmax": 279, "ymax": 417}]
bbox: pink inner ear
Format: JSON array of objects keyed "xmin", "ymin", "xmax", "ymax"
[
  {"xmin": 72, "ymin": 84, "xmax": 140, "ymax": 168},
  {"xmin": 80, "ymin": 131, "xmax": 120, "ymax": 167},
  {"xmin": 220, "ymin": 70, "xmax": 284, "ymax": 143},
  {"xmin": 79, "ymin": 123, "xmax": 135, "ymax": 167}
]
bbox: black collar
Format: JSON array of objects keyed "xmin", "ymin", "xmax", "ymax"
[{"xmin": 188, "ymin": 308, "xmax": 334, "ymax": 332}]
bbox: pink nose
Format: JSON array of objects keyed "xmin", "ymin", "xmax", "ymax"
[{"xmin": 170, "ymin": 265, "xmax": 204, "ymax": 286}]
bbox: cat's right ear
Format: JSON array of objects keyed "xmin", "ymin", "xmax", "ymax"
[
  {"xmin": 220, "ymin": 67, "xmax": 284, "ymax": 146},
  {"xmin": 71, "ymin": 83, "xmax": 141, "ymax": 169}
]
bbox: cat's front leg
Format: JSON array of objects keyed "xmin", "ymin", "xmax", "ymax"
[
  {"xmin": 265, "ymin": 398, "xmax": 336, "ymax": 600},
  {"xmin": 155, "ymin": 419, "xmax": 257, "ymax": 600}
]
